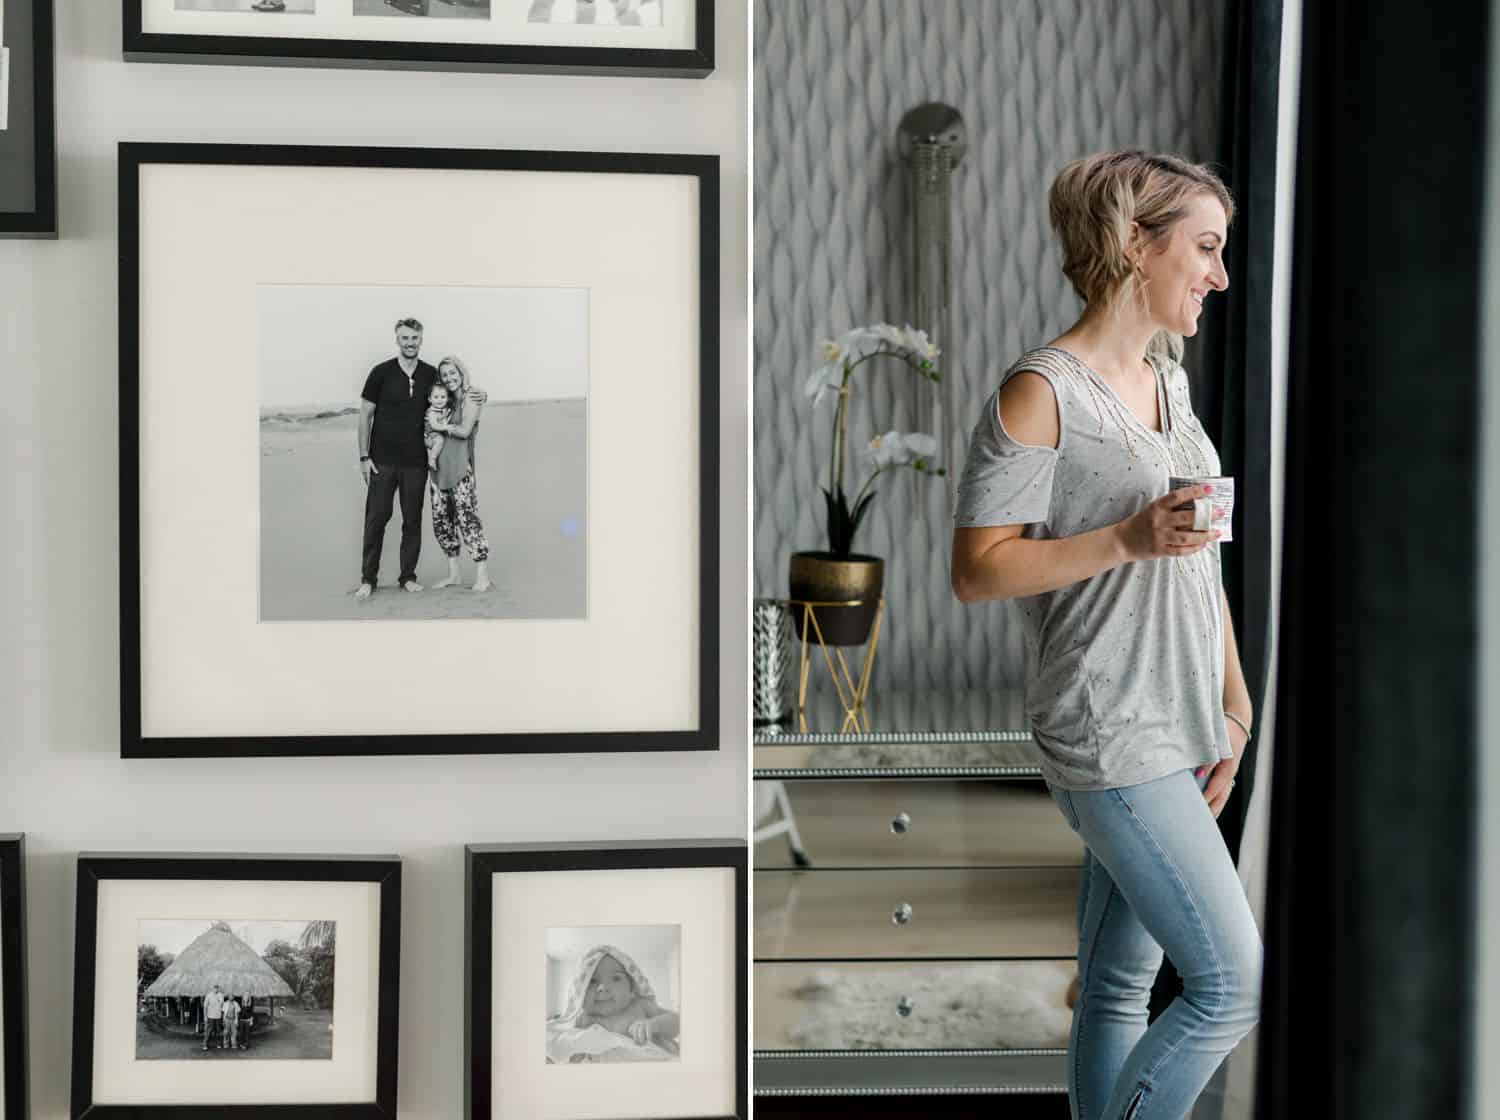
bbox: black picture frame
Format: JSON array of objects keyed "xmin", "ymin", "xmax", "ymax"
[
  {"xmin": 118, "ymin": 142, "xmax": 721, "ymax": 760},
  {"xmin": 121, "ymin": 0, "xmax": 713, "ymax": 78},
  {"xmin": 0, "ymin": 836, "xmax": 29, "ymax": 1120},
  {"xmin": 465, "ymin": 839, "xmax": 747, "ymax": 1120},
  {"xmin": 71, "ymin": 852, "xmax": 403, "ymax": 1119},
  {"xmin": 0, "ymin": 0, "xmax": 57, "ymax": 236}
]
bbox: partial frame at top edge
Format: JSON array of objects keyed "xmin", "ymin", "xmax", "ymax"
[{"xmin": 120, "ymin": 0, "xmax": 714, "ymax": 78}]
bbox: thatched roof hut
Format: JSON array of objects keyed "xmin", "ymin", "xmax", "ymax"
[{"xmin": 144, "ymin": 922, "xmax": 296, "ymax": 999}]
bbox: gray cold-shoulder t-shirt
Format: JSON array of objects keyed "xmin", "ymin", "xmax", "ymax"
[{"xmin": 954, "ymin": 345, "xmax": 1232, "ymax": 791}]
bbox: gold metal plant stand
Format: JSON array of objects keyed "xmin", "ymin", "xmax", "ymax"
[{"xmin": 786, "ymin": 597, "xmax": 885, "ymax": 734}]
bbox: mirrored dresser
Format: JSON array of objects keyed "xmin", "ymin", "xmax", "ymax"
[{"xmin": 753, "ymin": 687, "xmax": 1082, "ymax": 1098}]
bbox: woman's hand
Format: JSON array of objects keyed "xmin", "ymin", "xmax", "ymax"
[
  {"xmin": 627, "ymin": 1019, "xmax": 653, "ymax": 1045},
  {"xmin": 1116, "ymin": 483, "xmax": 1218, "ymax": 562},
  {"xmin": 467, "ymin": 387, "xmax": 488, "ymax": 406},
  {"xmin": 430, "ymin": 421, "xmax": 450, "ymax": 433},
  {"xmin": 1197, "ymin": 717, "xmax": 1249, "ymax": 818}
]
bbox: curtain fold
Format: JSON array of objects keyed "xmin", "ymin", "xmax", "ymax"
[{"xmin": 1255, "ymin": 1, "xmax": 1484, "ymax": 1117}]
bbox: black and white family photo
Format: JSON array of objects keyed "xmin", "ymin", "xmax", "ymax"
[
  {"xmin": 258, "ymin": 284, "xmax": 589, "ymax": 623},
  {"xmin": 174, "ymin": 0, "xmax": 318, "ymax": 13},
  {"xmin": 352, "ymin": 0, "xmax": 491, "ymax": 19},
  {"xmin": 135, "ymin": 920, "xmax": 337, "ymax": 1062},
  {"xmin": 527, "ymin": 0, "xmax": 662, "ymax": 25},
  {"xmin": 545, "ymin": 926, "xmax": 681, "ymax": 1064}
]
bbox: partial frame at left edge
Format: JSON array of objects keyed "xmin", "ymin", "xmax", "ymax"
[
  {"xmin": 0, "ymin": 0, "xmax": 58, "ymax": 237},
  {"xmin": 0, "ymin": 837, "xmax": 30, "ymax": 1120}
]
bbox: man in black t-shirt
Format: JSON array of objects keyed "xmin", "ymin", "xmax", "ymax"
[{"xmin": 356, "ymin": 318, "xmax": 439, "ymax": 598}]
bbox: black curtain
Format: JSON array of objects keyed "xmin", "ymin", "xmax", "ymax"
[
  {"xmin": 1149, "ymin": 0, "xmax": 1282, "ymax": 1022},
  {"xmin": 1254, "ymin": 2, "xmax": 1484, "ymax": 1118}
]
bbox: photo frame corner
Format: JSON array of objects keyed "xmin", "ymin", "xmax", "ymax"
[
  {"xmin": 464, "ymin": 836, "xmax": 746, "ymax": 1119},
  {"xmin": 0, "ymin": 0, "xmax": 60, "ymax": 238},
  {"xmin": 0, "ymin": 834, "xmax": 30, "ymax": 1120},
  {"xmin": 68, "ymin": 851, "xmax": 403, "ymax": 1117}
]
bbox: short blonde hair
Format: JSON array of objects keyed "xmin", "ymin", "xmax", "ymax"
[{"xmin": 1048, "ymin": 150, "xmax": 1234, "ymax": 359}]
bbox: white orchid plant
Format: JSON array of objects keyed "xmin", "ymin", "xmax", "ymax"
[{"xmin": 804, "ymin": 323, "xmax": 945, "ymax": 558}]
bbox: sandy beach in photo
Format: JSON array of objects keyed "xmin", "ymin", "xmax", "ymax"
[
  {"xmin": 352, "ymin": 0, "xmax": 490, "ymax": 18},
  {"xmin": 176, "ymin": 0, "xmax": 317, "ymax": 12},
  {"xmin": 259, "ymin": 399, "xmax": 586, "ymax": 622}
]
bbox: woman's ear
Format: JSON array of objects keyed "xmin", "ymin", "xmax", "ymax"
[{"xmin": 1125, "ymin": 220, "xmax": 1144, "ymax": 268}]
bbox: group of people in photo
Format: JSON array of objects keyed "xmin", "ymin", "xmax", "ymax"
[
  {"xmin": 358, "ymin": 318, "xmax": 494, "ymax": 598},
  {"xmin": 200, "ymin": 985, "xmax": 256, "ymax": 1052}
]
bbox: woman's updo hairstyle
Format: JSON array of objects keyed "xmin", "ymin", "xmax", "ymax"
[{"xmin": 1048, "ymin": 149, "xmax": 1234, "ymax": 313}]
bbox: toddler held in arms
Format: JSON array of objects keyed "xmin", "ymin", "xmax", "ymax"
[
  {"xmin": 424, "ymin": 383, "xmax": 452, "ymax": 473},
  {"xmin": 546, "ymin": 946, "xmax": 680, "ymax": 1064}
]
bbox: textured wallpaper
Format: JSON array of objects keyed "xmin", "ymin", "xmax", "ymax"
[{"xmin": 754, "ymin": 0, "xmax": 1226, "ymax": 690}]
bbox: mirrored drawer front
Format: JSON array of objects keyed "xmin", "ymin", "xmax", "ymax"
[
  {"xmin": 755, "ymin": 867, "xmax": 1080, "ymax": 960},
  {"xmin": 754, "ymin": 779, "xmax": 1083, "ymax": 869},
  {"xmin": 755, "ymin": 960, "xmax": 1074, "ymax": 1052}
]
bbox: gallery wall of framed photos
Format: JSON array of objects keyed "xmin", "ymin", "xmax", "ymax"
[{"xmin": 0, "ymin": 1, "xmax": 748, "ymax": 1116}]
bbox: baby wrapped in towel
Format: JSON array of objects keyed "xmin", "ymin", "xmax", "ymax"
[{"xmin": 546, "ymin": 945, "xmax": 680, "ymax": 1064}]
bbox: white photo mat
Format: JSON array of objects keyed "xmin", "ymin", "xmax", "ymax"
[
  {"xmin": 91, "ymin": 877, "xmax": 382, "ymax": 1105},
  {"xmin": 134, "ymin": 161, "xmax": 701, "ymax": 739},
  {"xmin": 140, "ymin": 0, "xmax": 696, "ymax": 49},
  {"xmin": 491, "ymin": 867, "xmax": 735, "ymax": 1119}
]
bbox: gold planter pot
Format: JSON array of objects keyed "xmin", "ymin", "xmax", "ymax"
[{"xmin": 787, "ymin": 551, "xmax": 885, "ymax": 647}]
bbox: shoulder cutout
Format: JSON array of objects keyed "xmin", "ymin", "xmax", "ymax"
[{"xmin": 996, "ymin": 370, "xmax": 1060, "ymax": 450}]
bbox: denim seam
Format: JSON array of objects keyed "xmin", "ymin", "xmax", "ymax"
[
  {"xmin": 1110, "ymin": 786, "xmax": 1226, "ymax": 1083},
  {"xmin": 1074, "ymin": 862, "xmax": 1114, "ymax": 1120}
]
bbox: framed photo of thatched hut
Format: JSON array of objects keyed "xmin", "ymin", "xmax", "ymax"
[
  {"xmin": 70, "ymin": 853, "xmax": 401, "ymax": 1118},
  {"xmin": 465, "ymin": 839, "xmax": 747, "ymax": 1120},
  {"xmin": 119, "ymin": 142, "xmax": 720, "ymax": 760},
  {"xmin": 121, "ymin": 0, "xmax": 713, "ymax": 79},
  {"xmin": 0, "ymin": 836, "xmax": 29, "ymax": 1120}
]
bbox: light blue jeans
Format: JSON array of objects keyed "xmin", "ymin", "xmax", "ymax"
[{"xmin": 1048, "ymin": 767, "xmax": 1262, "ymax": 1119}]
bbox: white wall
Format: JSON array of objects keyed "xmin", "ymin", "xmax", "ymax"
[{"xmin": 0, "ymin": 4, "xmax": 749, "ymax": 1116}]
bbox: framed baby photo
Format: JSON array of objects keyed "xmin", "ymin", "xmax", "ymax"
[
  {"xmin": 465, "ymin": 839, "xmax": 747, "ymax": 1119},
  {"xmin": 1, "ymin": 837, "xmax": 29, "ymax": 1120},
  {"xmin": 70, "ymin": 852, "xmax": 402, "ymax": 1118},
  {"xmin": 0, "ymin": 0, "xmax": 57, "ymax": 236},
  {"xmin": 122, "ymin": 0, "xmax": 713, "ymax": 78},
  {"xmin": 119, "ymin": 142, "xmax": 720, "ymax": 759}
]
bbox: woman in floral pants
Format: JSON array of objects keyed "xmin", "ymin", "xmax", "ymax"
[{"xmin": 427, "ymin": 356, "xmax": 494, "ymax": 592}]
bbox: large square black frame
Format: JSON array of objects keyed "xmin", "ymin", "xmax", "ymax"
[
  {"xmin": 0, "ymin": 836, "xmax": 29, "ymax": 1120},
  {"xmin": 118, "ymin": 141, "xmax": 721, "ymax": 760},
  {"xmin": 122, "ymin": 0, "xmax": 713, "ymax": 78},
  {"xmin": 465, "ymin": 839, "xmax": 747, "ymax": 1120},
  {"xmin": 71, "ymin": 852, "xmax": 403, "ymax": 1119},
  {"xmin": 0, "ymin": 0, "xmax": 57, "ymax": 236}
]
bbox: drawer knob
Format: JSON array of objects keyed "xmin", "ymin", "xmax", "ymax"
[
  {"xmin": 896, "ymin": 995, "xmax": 915, "ymax": 1018},
  {"xmin": 892, "ymin": 902, "xmax": 913, "ymax": 925},
  {"xmin": 890, "ymin": 812, "xmax": 912, "ymax": 834}
]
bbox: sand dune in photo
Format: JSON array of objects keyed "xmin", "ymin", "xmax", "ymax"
[
  {"xmin": 258, "ymin": 399, "xmax": 586, "ymax": 622},
  {"xmin": 351, "ymin": 0, "xmax": 490, "ymax": 19}
]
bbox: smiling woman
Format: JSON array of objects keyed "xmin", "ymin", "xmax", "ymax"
[{"xmin": 950, "ymin": 149, "xmax": 1259, "ymax": 1120}]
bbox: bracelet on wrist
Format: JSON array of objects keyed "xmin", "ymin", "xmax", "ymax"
[{"xmin": 1224, "ymin": 711, "xmax": 1252, "ymax": 740}]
